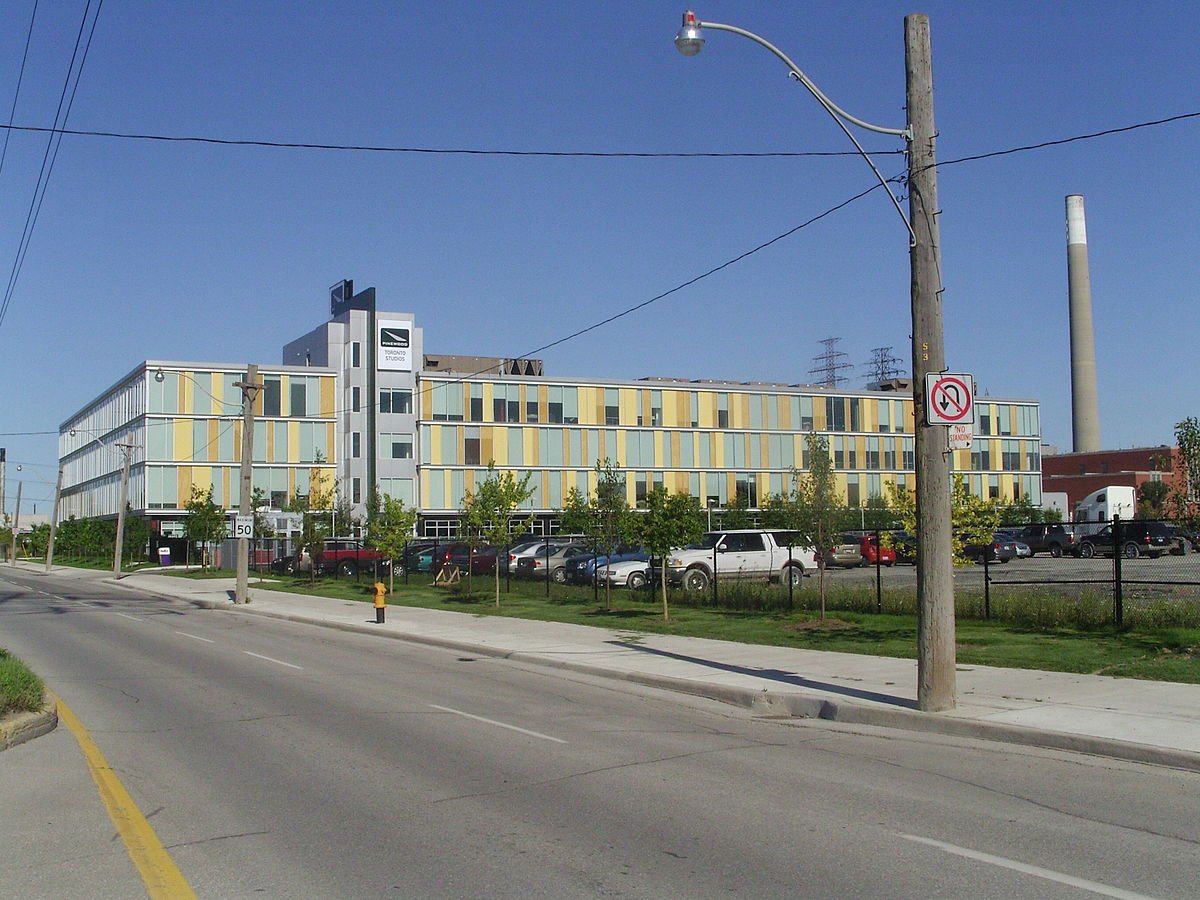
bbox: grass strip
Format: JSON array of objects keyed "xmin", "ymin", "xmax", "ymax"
[{"xmin": 0, "ymin": 649, "xmax": 45, "ymax": 716}]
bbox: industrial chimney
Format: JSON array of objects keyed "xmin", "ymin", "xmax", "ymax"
[{"xmin": 1066, "ymin": 195, "xmax": 1100, "ymax": 452}]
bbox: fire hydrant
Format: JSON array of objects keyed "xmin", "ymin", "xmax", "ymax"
[{"xmin": 373, "ymin": 580, "xmax": 387, "ymax": 624}]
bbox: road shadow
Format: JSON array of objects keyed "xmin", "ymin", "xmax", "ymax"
[{"xmin": 606, "ymin": 640, "xmax": 917, "ymax": 709}]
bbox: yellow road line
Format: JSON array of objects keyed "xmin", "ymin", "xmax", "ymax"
[{"xmin": 51, "ymin": 692, "xmax": 197, "ymax": 900}]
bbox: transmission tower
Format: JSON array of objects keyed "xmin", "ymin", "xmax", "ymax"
[
  {"xmin": 864, "ymin": 346, "xmax": 904, "ymax": 386},
  {"xmin": 808, "ymin": 337, "xmax": 853, "ymax": 387}
]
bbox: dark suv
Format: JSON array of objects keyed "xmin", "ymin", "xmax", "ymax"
[
  {"xmin": 1076, "ymin": 522, "xmax": 1173, "ymax": 559},
  {"xmin": 1007, "ymin": 524, "xmax": 1077, "ymax": 558}
]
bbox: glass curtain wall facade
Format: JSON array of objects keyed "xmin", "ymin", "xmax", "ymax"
[
  {"xmin": 417, "ymin": 375, "xmax": 1042, "ymax": 516},
  {"xmin": 60, "ymin": 362, "xmax": 338, "ymax": 520}
]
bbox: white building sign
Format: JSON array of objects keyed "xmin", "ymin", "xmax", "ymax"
[{"xmin": 377, "ymin": 319, "xmax": 413, "ymax": 371}]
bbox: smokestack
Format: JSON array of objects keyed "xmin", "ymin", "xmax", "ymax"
[{"xmin": 1066, "ymin": 195, "xmax": 1100, "ymax": 452}]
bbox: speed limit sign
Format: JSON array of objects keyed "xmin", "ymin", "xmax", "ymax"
[{"xmin": 232, "ymin": 515, "xmax": 254, "ymax": 539}]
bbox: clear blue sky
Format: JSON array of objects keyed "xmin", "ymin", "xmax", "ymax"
[{"xmin": 1, "ymin": 1, "xmax": 1197, "ymax": 514}]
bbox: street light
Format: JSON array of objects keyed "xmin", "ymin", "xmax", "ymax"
[{"xmin": 673, "ymin": 11, "xmax": 955, "ymax": 711}]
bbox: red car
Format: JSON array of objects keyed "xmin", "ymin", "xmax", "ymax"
[
  {"xmin": 439, "ymin": 542, "xmax": 499, "ymax": 574},
  {"xmin": 856, "ymin": 534, "xmax": 896, "ymax": 566}
]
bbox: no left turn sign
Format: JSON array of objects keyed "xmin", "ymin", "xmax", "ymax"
[{"xmin": 925, "ymin": 373, "xmax": 975, "ymax": 425}]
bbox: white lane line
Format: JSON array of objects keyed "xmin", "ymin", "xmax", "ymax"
[
  {"xmin": 428, "ymin": 704, "xmax": 567, "ymax": 744},
  {"xmin": 116, "ymin": 613, "xmax": 142, "ymax": 622},
  {"xmin": 174, "ymin": 631, "xmax": 215, "ymax": 643},
  {"xmin": 244, "ymin": 651, "xmax": 302, "ymax": 670},
  {"xmin": 898, "ymin": 834, "xmax": 1162, "ymax": 900}
]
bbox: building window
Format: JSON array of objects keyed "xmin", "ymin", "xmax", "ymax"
[
  {"xmin": 352, "ymin": 432, "xmax": 361, "ymax": 458},
  {"xmin": 717, "ymin": 393, "xmax": 729, "ymax": 429},
  {"xmin": 381, "ymin": 433, "xmax": 413, "ymax": 459},
  {"xmin": 379, "ymin": 389, "xmax": 412, "ymax": 414},
  {"xmin": 526, "ymin": 399, "xmax": 539, "ymax": 423},
  {"xmin": 262, "ymin": 378, "xmax": 281, "ymax": 417},
  {"xmin": 352, "ymin": 478, "xmax": 361, "ymax": 504},
  {"xmin": 351, "ymin": 342, "xmax": 361, "ymax": 368},
  {"xmin": 605, "ymin": 388, "xmax": 619, "ymax": 426},
  {"xmin": 464, "ymin": 429, "xmax": 481, "ymax": 466},
  {"xmin": 290, "ymin": 381, "xmax": 307, "ymax": 417},
  {"xmin": 351, "ymin": 387, "xmax": 360, "ymax": 412}
]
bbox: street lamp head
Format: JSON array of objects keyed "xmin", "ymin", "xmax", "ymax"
[
  {"xmin": 154, "ymin": 368, "xmax": 165, "ymax": 383},
  {"xmin": 674, "ymin": 10, "xmax": 704, "ymax": 56}
]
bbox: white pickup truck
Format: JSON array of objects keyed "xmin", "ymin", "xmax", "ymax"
[{"xmin": 651, "ymin": 529, "xmax": 818, "ymax": 591}]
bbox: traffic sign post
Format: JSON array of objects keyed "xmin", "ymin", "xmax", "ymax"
[{"xmin": 925, "ymin": 373, "xmax": 974, "ymax": 426}]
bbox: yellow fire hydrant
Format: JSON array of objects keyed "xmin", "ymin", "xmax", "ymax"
[{"xmin": 373, "ymin": 580, "xmax": 387, "ymax": 624}]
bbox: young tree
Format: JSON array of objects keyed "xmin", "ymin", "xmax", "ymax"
[
  {"xmin": 184, "ymin": 485, "xmax": 227, "ymax": 572},
  {"xmin": 462, "ymin": 463, "xmax": 535, "ymax": 607},
  {"xmin": 793, "ymin": 433, "xmax": 840, "ymax": 620},
  {"xmin": 885, "ymin": 475, "xmax": 1001, "ymax": 567},
  {"xmin": 1170, "ymin": 417, "xmax": 1200, "ymax": 528},
  {"xmin": 630, "ymin": 487, "xmax": 704, "ymax": 622},
  {"xmin": 373, "ymin": 495, "xmax": 419, "ymax": 592},
  {"xmin": 121, "ymin": 508, "xmax": 151, "ymax": 562},
  {"xmin": 557, "ymin": 461, "xmax": 635, "ymax": 609},
  {"xmin": 718, "ymin": 491, "xmax": 753, "ymax": 530}
]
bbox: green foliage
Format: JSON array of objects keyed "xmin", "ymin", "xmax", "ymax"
[
  {"xmin": 462, "ymin": 462, "xmax": 536, "ymax": 607},
  {"xmin": 1170, "ymin": 417, "xmax": 1200, "ymax": 527},
  {"xmin": 184, "ymin": 486, "xmax": 227, "ymax": 572},
  {"xmin": 1138, "ymin": 480, "xmax": 1171, "ymax": 518},
  {"xmin": 997, "ymin": 495, "xmax": 1043, "ymax": 526},
  {"xmin": 630, "ymin": 487, "xmax": 705, "ymax": 621},
  {"xmin": 372, "ymin": 495, "xmax": 419, "ymax": 591},
  {"xmin": 0, "ymin": 648, "xmax": 44, "ymax": 716},
  {"xmin": 718, "ymin": 491, "xmax": 752, "ymax": 530},
  {"xmin": 794, "ymin": 434, "xmax": 840, "ymax": 619},
  {"xmin": 251, "ymin": 487, "xmax": 273, "ymax": 538},
  {"xmin": 885, "ymin": 475, "xmax": 1002, "ymax": 566},
  {"xmin": 556, "ymin": 461, "xmax": 635, "ymax": 609}
]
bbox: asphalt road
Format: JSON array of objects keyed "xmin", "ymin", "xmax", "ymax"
[{"xmin": 3, "ymin": 569, "xmax": 1199, "ymax": 899}]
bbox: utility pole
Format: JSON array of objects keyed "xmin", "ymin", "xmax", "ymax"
[
  {"xmin": 46, "ymin": 465, "xmax": 63, "ymax": 572},
  {"xmin": 906, "ymin": 13, "xmax": 955, "ymax": 711},
  {"xmin": 234, "ymin": 364, "xmax": 262, "ymax": 605},
  {"xmin": 112, "ymin": 442, "xmax": 136, "ymax": 577},
  {"xmin": 9, "ymin": 481, "xmax": 21, "ymax": 566}
]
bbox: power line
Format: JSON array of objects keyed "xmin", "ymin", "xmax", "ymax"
[
  {"xmin": 1, "ymin": 110, "xmax": 1192, "ymax": 163},
  {"xmin": 0, "ymin": 0, "xmax": 40, "ymax": 180},
  {"xmin": 0, "ymin": 124, "xmax": 882, "ymax": 158},
  {"xmin": 0, "ymin": 0, "xmax": 104, "ymax": 331}
]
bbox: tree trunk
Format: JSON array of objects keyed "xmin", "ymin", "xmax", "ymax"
[{"xmin": 660, "ymin": 566, "xmax": 670, "ymax": 622}]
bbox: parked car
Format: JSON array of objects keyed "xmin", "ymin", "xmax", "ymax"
[
  {"xmin": 823, "ymin": 535, "xmax": 865, "ymax": 568},
  {"xmin": 652, "ymin": 530, "xmax": 818, "ymax": 590},
  {"xmin": 1166, "ymin": 525, "xmax": 1199, "ymax": 555},
  {"xmin": 563, "ymin": 545, "xmax": 649, "ymax": 585},
  {"xmin": 516, "ymin": 542, "xmax": 590, "ymax": 583},
  {"xmin": 439, "ymin": 542, "xmax": 500, "ymax": 574},
  {"xmin": 963, "ymin": 533, "xmax": 1017, "ymax": 564},
  {"xmin": 1010, "ymin": 538, "xmax": 1032, "ymax": 559},
  {"xmin": 853, "ymin": 533, "xmax": 896, "ymax": 566},
  {"xmin": 1076, "ymin": 522, "xmax": 1174, "ymax": 559},
  {"xmin": 1004, "ymin": 523, "xmax": 1078, "ymax": 558},
  {"xmin": 314, "ymin": 539, "xmax": 391, "ymax": 577},
  {"xmin": 595, "ymin": 557, "xmax": 652, "ymax": 590},
  {"xmin": 887, "ymin": 531, "xmax": 918, "ymax": 564},
  {"xmin": 500, "ymin": 539, "xmax": 552, "ymax": 573}
]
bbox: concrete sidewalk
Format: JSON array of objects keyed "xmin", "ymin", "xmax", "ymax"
[{"xmin": 28, "ymin": 563, "xmax": 1200, "ymax": 771}]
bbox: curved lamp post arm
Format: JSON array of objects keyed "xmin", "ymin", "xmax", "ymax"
[{"xmin": 677, "ymin": 13, "xmax": 916, "ymax": 245}]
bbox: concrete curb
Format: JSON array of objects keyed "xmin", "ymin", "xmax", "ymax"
[{"xmin": 0, "ymin": 701, "xmax": 58, "ymax": 751}]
